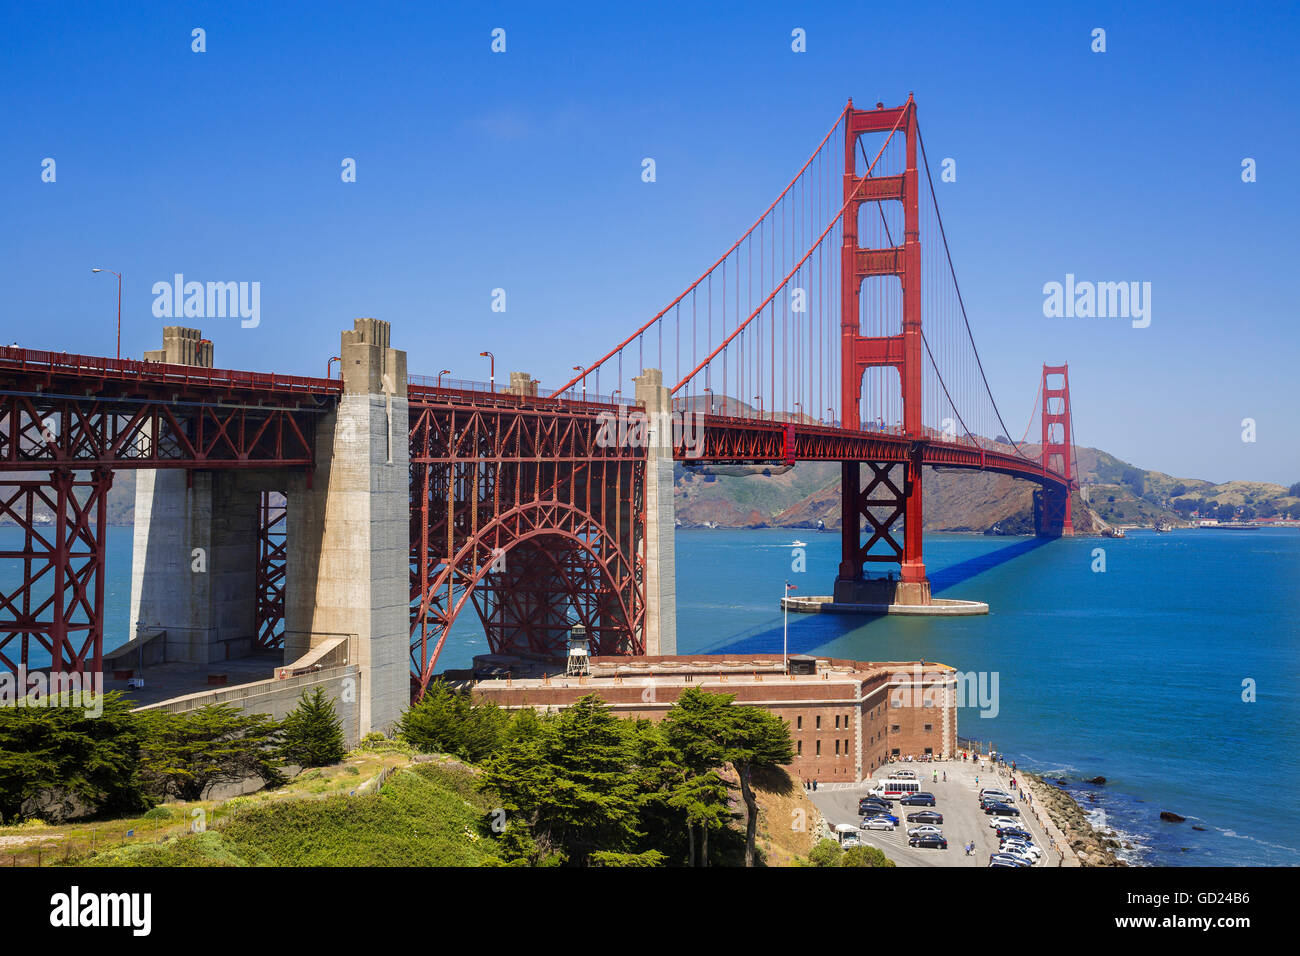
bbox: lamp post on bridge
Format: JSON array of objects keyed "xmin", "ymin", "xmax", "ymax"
[
  {"xmin": 704, "ymin": 386, "xmax": 714, "ymax": 414},
  {"xmin": 754, "ymin": 394, "xmax": 764, "ymax": 420},
  {"xmin": 794, "ymin": 401, "xmax": 802, "ymax": 423},
  {"xmin": 479, "ymin": 351, "xmax": 495, "ymax": 393},
  {"xmin": 826, "ymin": 407, "xmax": 835, "ymax": 426},
  {"xmin": 437, "ymin": 369, "xmax": 451, "ymax": 388},
  {"xmin": 91, "ymin": 268, "xmax": 122, "ymax": 360},
  {"xmin": 572, "ymin": 365, "xmax": 586, "ymax": 401}
]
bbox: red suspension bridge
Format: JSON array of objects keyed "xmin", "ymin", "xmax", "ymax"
[{"xmin": 0, "ymin": 97, "xmax": 1077, "ymax": 704}]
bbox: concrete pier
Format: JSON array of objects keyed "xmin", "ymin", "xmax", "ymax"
[
  {"xmin": 285, "ymin": 318, "xmax": 409, "ymax": 737},
  {"xmin": 128, "ymin": 320, "xmax": 411, "ymax": 740},
  {"xmin": 130, "ymin": 328, "xmax": 278, "ymax": 663},
  {"xmin": 783, "ymin": 594, "xmax": 989, "ymax": 616},
  {"xmin": 634, "ymin": 369, "xmax": 677, "ymax": 656}
]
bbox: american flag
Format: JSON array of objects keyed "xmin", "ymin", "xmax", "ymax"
[{"xmin": 786, "ymin": 581, "xmax": 797, "ymax": 592}]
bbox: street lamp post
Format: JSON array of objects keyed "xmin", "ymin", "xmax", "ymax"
[
  {"xmin": 437, "ymin": 369, "xmax": 451, "ymax": 388},
  {"xmin": 479, "ymin": 351, "xmax": 495, "ymax": 392},
  {"xmin": 703, "ymin": 386, "xmax": 714, "ymax": 414},
  {"xmin": 572, "ymin": 365, "xmax": 586, "ymax": 401},
  {"xmin": 826, "ymin": 407, "xmax": 835, "ymax": 425},
  {"xmin": 91, "ymin": 268, "xmax": 122, "ymax": 359},
  {"xmin": 754, "ymin": 394, "xmax": 764, "ymax": 419}
]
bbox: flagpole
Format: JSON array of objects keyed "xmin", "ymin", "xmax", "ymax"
[{"xmin": 783, "ymin": 581, "xmax": 789, "ymax": 674}]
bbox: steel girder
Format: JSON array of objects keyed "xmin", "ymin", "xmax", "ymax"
[
  {"xmin": 408, "ymin": 397, "xmax": 646, "ymax": 695},
  {"xmin": 0, "ymin": 392, "xmax": 318, "ymax": 470},
  {"xmin": 254, "ymin": 492, "xmax": 287, "ymax": 650},
  {"xmin": 0, "ymin": 469, "xmax": 112, "ymax": 674}
]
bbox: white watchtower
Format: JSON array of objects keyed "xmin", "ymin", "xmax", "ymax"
[{"xmin": 565, "ymin": 623, "xmax": 590, "ymax": 677}]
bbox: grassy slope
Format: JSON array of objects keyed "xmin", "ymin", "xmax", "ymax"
[{"xmin": 69, "ymin": 761, "xmax": 501, "ymax": 868}]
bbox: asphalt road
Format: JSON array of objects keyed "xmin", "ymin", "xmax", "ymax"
[{"xmin": 808, "ymin": 760, "xmax": 1062, "ymax": 868}]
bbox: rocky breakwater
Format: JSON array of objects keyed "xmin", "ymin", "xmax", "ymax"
[{"xmin": 1022, "ymin": 773, "xmax": 1127, "ymax": 867}]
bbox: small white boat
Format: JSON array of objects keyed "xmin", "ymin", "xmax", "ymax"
[{"xmin": 791, "ymin": 540, "xmax": 807, "ymax": 547}]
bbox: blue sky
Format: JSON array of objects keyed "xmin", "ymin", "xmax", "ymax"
[{"xmin": 2, "ymin": 1, "xmax": 1297, "ymax": 483}]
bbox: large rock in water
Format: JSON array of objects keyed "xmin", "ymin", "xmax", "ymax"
[
  {"xmin": 1087, "ymin": 776, "xmax": 1106, "ymax": 785},
  {"xmin": 1160, "ymin": 811, "xmax": 1186, "ymax": 822}
]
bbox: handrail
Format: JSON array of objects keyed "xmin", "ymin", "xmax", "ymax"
[{"xmin": 0, "ymin": 345, "xmax": 342, "ymax": 395}]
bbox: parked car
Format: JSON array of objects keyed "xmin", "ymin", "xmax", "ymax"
[
  {"xmin": 909, "ymin": 833, "xmax": 948, "ymax": 849},
  {"xmin": 995, "ymin": 826, "xmax": 1034, "ymax": 842},
  {"xmin": 998, "ymin": 844, "xmax": 1037, "ymax": 865},
  {"xmin": 1001, "ymin": 839, "xmax": 1042, "ymax": 860},
  {"xmin": 979, "ymin": 788, "xmax": 1013, "ymax": 801},
  {"xmin": 989, "ymin": 852, "xmax": 1031, "ymax": 867},
  {"xmin": 906, "ymin": 824, "xmax": 942, "ymax": 837},
  {"xmin": 899, "ymin": 792, "xmax": 936, "ymax": 807},
  {"xmin": 862, "ymin": 816, "xmax": 896, "ymax": 831},
  {"xmin": 988, "ymin": 816, "xmax": 1020, "ymax": 830},
  {"xmin": 863, "ymin": 812, "xmax": 899, "ymax": 826},
  {"xmin": 983, "ymin": 802, "xmax": 1020, "ymax": 816},
  {"xmin": 858, "ymin": 798, "xmax": 893, "ymax": 814},
  {"xmin": 906, "ymin": 810, "xmax": 943, "ymax": 825}
]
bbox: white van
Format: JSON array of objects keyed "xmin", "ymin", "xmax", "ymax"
[{"xmin": 869, "ymin": 778, "xmax": 922, "ymax": 799}]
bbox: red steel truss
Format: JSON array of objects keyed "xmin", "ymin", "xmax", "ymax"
[
  {"xmin": 254, "ymin": 491, "xmax": 288, "ymax": 650},
  {"xmin": 0, "ymin": 469, "xmax": 113, "ymax": 674},
  {"xmin": 408, "ymin": 387, "xmax": 646, "ymax": 694},
  {"xmin": 0, "ymin": 346, "xmax": 331, "ymax": 677}
]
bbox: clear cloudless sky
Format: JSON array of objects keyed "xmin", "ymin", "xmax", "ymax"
[{"xmin": 2, "ymin": 1, "xmax": 1296, "ymax": 483}]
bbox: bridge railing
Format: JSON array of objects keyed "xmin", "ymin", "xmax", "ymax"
[
  {"xmin": 408, "ymin": 374, "xmax": 636, "ymax": 412},
  {"xmin": 0, "ymin": 345, "xmax": 341, "ymax": 397}
]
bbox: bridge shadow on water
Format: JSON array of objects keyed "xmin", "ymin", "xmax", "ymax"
[{"xmin": 695, "ymin": 536, "xmax": 1054, "ymax": 657}]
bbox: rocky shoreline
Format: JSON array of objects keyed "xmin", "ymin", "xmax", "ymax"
[{"xmin": 1021, "ymin": 772, "xmax": 1129, "ymax": 867}]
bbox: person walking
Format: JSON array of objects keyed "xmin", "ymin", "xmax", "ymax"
[{"xmin": 943, "ymin": 770, "xmax": 947, "ymax": 782}]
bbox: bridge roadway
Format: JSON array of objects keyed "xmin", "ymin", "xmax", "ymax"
[{"xmin": 0, "ymin": 344, "xmax": 1068, "ymax": 492}]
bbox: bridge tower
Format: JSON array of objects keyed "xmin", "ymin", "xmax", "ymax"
[
  {"xmin": 1036, "ymin": 364, "xmax": 1075, "ymax": 536},
  {"xmin": 835, "ymin": 95, "xmax": 931, "ymax": 606}
]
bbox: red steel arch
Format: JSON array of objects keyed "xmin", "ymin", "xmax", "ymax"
[
  {"xmin": 409, "ymin": 498, "xmax": 644, "ymax": 692},
  {"xmin": 408, "ymin": 387, "xmax": 646, "ymax": 695}
]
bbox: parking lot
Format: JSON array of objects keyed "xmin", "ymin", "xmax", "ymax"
[{"xmin": 808, "ymin": 759, "xmax": 1064, "ymax": 868}]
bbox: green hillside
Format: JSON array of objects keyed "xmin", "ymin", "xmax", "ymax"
[{"xmin": 71, "ymin": 762, "xmax": 501, "ymax": 868}]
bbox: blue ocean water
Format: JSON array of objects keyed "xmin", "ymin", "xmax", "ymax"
[
  {"xmin": 667, "ymin": 527, "xmax": 1300, "ymax": 867},
  {"xmin": 3, "ymin": 524, "xmax": 1297, "ymax": 865}
]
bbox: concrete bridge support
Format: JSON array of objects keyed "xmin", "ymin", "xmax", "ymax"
[
  {"xmin": 635, "ymin": 369, "xmax": 677, "ymax": 657},
  {"xmin": 129, "ymin": 328, "xmax": 272, "ymax": 664},
  {"xmin": 285, "ymin": 319, "xmax": 409, "ymax": 736}
]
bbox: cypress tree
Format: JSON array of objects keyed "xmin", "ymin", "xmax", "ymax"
[{"xmin": 279, "ymin": 688, "xmax": 347, "ymax": 768}]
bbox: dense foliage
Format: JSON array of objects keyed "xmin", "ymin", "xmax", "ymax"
[
  {"xmin": 0, "ymin": 691, "xmax": 345, "ymax": 821},
  {"xmin": 398, "ymin": 685, "xmax": 796, "ymax": 867},
  {"xmin": 0, "ymin": 692, "xmax": 151, "ymax": 823},
  {"xmin": 278, "ymin": 688, "xmax": 347, "ymax": 768}
]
